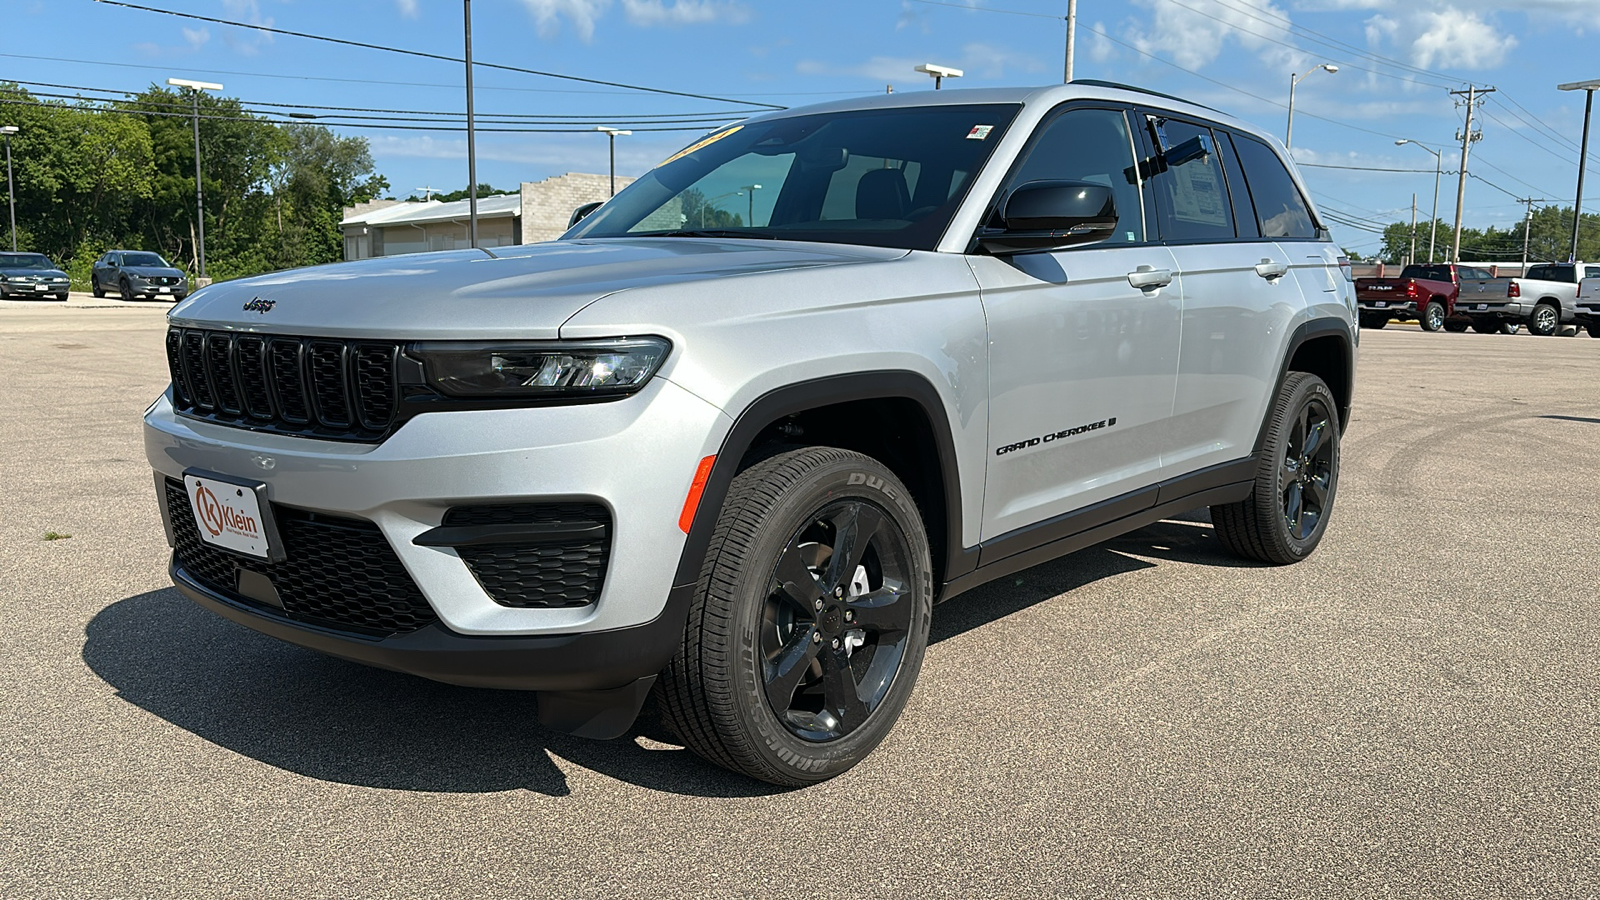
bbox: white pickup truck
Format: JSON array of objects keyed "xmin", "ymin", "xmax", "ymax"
[
  {"xmin": 1572, "ymin": 276, "xmax": 1600, "ymax": 337},
  {"xmin": 1487, "ymin": 262, "xmax": 1599, "ymax": 335}
]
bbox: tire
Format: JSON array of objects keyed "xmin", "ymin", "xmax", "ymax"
[
  {"xmin": 1470, "ymin": 319, "xmax": 1499, "ymax": 334},
  {"xmin": 54, "ymin": 293, "xmax": 67, "ymax": 302},
  {"xmin": 1587, "ymin": 323, "xmax": 1600, "ymax": 339},
  {"xmin": 1211, "ymin": 372, "xmax": 1341, "ymax": 565},
  {"xmin": 1359, "ymin": 314, "xmax": 1388, "ymax": 329},
  {"xmin": 1420, "ymin": 301, "xmax": 1446, "ymax": 332},
  {"xmin": 118, "ymin": 278, "xmax": 134, "ymax": 302},
  {"xmin": 658, "ymin": 446, "xmax": 933, "ymax": 786},
  {"xmin": 1528, "ymin": 302, "xmax": 1559, "ymax": 336},
  {"xmin": 91, "ymin": 275, "xmax": 105, "ymax": 298},
  {"xmin": 1443, "ymin": 319, "xmax": 1469, "ymax": 333}
]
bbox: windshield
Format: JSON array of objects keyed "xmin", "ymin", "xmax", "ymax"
[
  {"xmin": 123, "ymin": 252, "xmax": 172, "ymax": 267},
  {"xmin": 0, "ymin": 253, "xmax": 57, "ymax": 270},
  {"xmin": 565, "ymin": 103, "xmax": 1022, "ymax": 251}
]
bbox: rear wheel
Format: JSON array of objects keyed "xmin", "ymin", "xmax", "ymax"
[
  {"xmin": 1499, "ymin": 321, "xmax": 1521, "ymax": 335},
  {"xmin": 658, "ymin": 446, "xmax": 933, "ymax": 786},
  {"xmin": 1529, "ymin": 302, "xmax": 1559, "ymax": 336},
  {"xmin": 91, "ymin": 275, "xmax": 105, "ymax": 298},
  {"xmin": 1212, "ymin": 372, "xmax": 1340, "ymax": 565},
  {"xmin": 1420, "ymin": 301, "xmax": 1446, "ymax": 332},
  {"xmin": 1443, "ymin": 319, "xmax": 1469, "ymax": 333}
]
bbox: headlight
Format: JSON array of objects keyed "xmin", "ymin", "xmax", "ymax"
[{"xmin": 411, "ymin": 337, "xmax": 671, "ymax": 398}]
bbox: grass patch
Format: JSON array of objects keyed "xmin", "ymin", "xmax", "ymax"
[{"xmin": 42, "ymin": 531, "xmax": 72, "ymax": 541}]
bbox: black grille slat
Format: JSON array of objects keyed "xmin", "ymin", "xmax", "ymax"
[
  {"xmin": 235, "ymin": 337, "xmax": 274, "ymax": 420},
  {"xmin": 181, "ymin": 330, "xmax": 215, "ymax": 410},
  {"xmin": 444, "ymin": 504, "xmax": 611, "ymax": 609},
  {"xmin": 268, "ymin": 339, "xmax": 311, "ymax": 424},
  {"xmin": 307, "ymin": 341, "xmax": 352, "ymax": 428},
  {"xmin": 205, "ymin": 334, "xmax": 242, "ymax": 415},
  {"xmin": 166, "ymin": 327, "xmax": 403, "ymax": 442},
  {"xmin": 165, "ymin": 479, "xmax": 436, "ymax": 636},
  {"xmin": 353, "ymin": 344, "xmax": 397, "ymax": 431}
]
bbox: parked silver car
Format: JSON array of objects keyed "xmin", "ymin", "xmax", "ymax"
[{"xmin": 145, "ymin": 83, "xmax": 1356, "ymax": 785}]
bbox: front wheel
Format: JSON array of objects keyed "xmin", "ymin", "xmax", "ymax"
[
  {"xmin": 118, "ymin": 279, "xmax": 134, "ymax": 302},
  {"xmin": 1212, "ymin": 372, "xmax": 1341, "ymax": 565},
  {"xmin": 658, "ymin": 446, "xmax": 933, "ymax": 786},
  {"xmin": 1500, "ymin": 321, "xmax": 1521, "ymax": 335},
  {"xmin": 1420, "ymin": 301, "xmax": 1446, "ymax": 332},
  {"xmin": 1529, "ymin": 302, "xmax": 1559, "ymax": 336}
]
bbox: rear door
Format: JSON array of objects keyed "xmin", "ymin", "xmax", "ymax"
[
  {"xmin": 970, "ymin": 103, "xmax": 1181, "ymax": 547},
  {"xmin": 1148, "ymin": 116, "xmax": 1302, "ymax": 475}
]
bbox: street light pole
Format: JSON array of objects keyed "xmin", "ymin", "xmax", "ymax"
[
  {"xmin": 464, "ymin": 0, "xmax": 478, "ymax": 249},
  {"xmin": 167, "ymin": 78, "xmax": 222, "ymax": 281},
  {"xmin": 1285, "ymin": 64, "xmax": 1338, "ymax": 150},
  {"xmin": 742, "ymin": 184, "xmax": 762, "ymax": 226},
  {"xmin": 1063, "ymin": 0, "xmax": 1077, "ymax": 83},
  {"xmin": 1557, "ymin": 79, "xmax": 1600, "ymax": 262},
  {"xmin": 1396, "ymin": 139, "xmax": 1442, "ymax": 262},
  {"xmin": 1, "ymin": 126, "xmax": 16, "ymax": 252},
  {"xmin": 596, "ymin": 127, "xmax": 632, "ymax": 196}
]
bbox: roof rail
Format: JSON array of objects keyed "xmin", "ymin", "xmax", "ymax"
[{"xmin": 1070, "ymin": 80, "xmax": 1218, "ymax": 111}]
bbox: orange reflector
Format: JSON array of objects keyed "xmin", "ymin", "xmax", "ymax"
[{"xmin": 679, "ymin": 455, "xmax": 717, "ymax": 533}]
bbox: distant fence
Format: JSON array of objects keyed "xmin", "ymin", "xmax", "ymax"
[{"xmin": 1349, "ymin": 262, "xmax": 1530, "ymax": 279}]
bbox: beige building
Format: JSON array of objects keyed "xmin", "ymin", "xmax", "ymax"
[{"xmin": 340, "ymin": 172, "xmax": 635, "ymax": 261}]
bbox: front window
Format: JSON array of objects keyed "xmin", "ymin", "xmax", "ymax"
[
  {"xmin": 565, "ymin": 104, "xmax": 1022, "ymax": 251},
  {"xmin": 123, "ymin": 252, "xmax": 172, "ymax": 267},
  {"xmin": 0, "ymin": 253, "xmax": 56, "ymax": 270}
]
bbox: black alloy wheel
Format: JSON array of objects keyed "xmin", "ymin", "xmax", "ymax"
[
  {"xmin": 1421, "ymin": 301, "xmax": 1446, "ymax": 332},
  {"xmin": 658, "ymin": 446, "xmax": 933, "ymax": 786},
  {"xmin": 1212, "ymin": 372, "xmax": 1341, "ymax": 565},
  {"xmin": 1444, "ymin": 319, "xmax": 1469, "ymax": 333},
  {"xmin": 1499, "ymin": 321, "xmax": 1521, "ymax": 335},
  {"xmin": 119, "ymin": 278, "xmax": 134, "ymax": 301},
  {"xmin": 1529, "ymin": 302, "xmax": 1559, "ymax": 336},
  {"xmin": 91, "ymin": 275, "xmax": 105, "ymax": 298},
  {"xmin": 760, "ymin": 499, "xmax": 915, "ymax": 742}
]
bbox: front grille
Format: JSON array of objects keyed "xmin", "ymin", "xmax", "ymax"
[
  {"xmin": 165, "ymin": 479, "xmax": 436, "ymax": 636},
  {"xmin": 444, "ymin": 503, "xmax": 611, "ymax": 609},
  {"xmin": 166, "ymin": 327, "xmax": 399, "ymax": 441}
]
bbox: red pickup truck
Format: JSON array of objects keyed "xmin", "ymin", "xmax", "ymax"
[{"xmin": 1355, "ymin": 263, "xmax": 1506, "ymax": 332}]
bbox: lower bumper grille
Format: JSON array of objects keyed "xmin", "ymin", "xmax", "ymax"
[
  {"xmin": 164, "ymin": 479, "xmax": 436, "ymax": 636},
  {"xmin": 445, "ymin": 503, "xmax": 611, "ymax": 609}
]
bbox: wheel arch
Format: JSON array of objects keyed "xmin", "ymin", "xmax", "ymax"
[
  {"xmin": 671, "ymin": 371, "xmax": 964, "ymax": 593},
  {"xmin": 1255, "ymin": 318, "xmax": 1354, "ymax": 454}
]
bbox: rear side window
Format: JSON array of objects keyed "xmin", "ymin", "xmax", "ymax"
[
  {"xmin": 1584, "ymin": 265, "xmax": 1600, "ymax": 279},
  {"xmin": 1528, "ymin": 264, "xmax": 1574, "ymax": 282},
  {"xmin": 1232, "ymin": 135, "xmax": 1317, "ymax": 239},
  {"xmin": 1148, "ymin": 118, "xmax": 1234, "ymax": 242}
]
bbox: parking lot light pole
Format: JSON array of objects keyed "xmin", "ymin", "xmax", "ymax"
[
  {"xmin": 167, "ymin": 78, "xmax": 223, "ymax": 281},
  {"xmin": 1557, "ymin": 79, "xmax": 1600, "ymax": 262},
  {"xmin": 596, "ymin": 127, "xmax": 631, "ymax": 196},
  {"xmin": 1285, "ymin": 64, "xmax": 1338, "ymax": 150},
  {"xmin": 1396, "ymin": 139, "xmax": 1442, "ymax": 263},
  {"xmin": 1, "ymin": 125, "xmax": 16, "ymax": 252}
]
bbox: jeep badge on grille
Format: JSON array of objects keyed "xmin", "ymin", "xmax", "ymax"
[{"xmin": 242, "ymin": 297, "xmax": 276, "ymax": 314}]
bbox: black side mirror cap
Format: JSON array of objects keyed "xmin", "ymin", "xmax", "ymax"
[
  {"xmin": 978, "ymin": 180, "xmax": 1119, "ymax": 255},
  {"xmin": 569, "ymin": 201, "xmax": 604, "ymax": 228}
]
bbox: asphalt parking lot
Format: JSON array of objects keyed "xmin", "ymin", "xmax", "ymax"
[{"xmin": 2, "ymin": 302, "xmax": 1596, "ymax": 898}]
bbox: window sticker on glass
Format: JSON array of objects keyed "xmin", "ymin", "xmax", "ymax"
[
  {"xmin": 656, "ymin": 126, "xmax": 744, "ymax": 168},
  {"xmin": 966, "ymin": 125, "xmax": 994, "ymax": 140}
]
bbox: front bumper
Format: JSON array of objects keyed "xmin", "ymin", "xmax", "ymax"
[
  {"xmin": 0, "ymin": 282, "xmax": 68, "ymax": 296},
  {"xmin": 146, "ymin": 376, "xmax": 729, "ymax": 639}
]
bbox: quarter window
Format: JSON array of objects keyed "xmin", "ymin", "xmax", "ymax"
[
  {"xmin": 1232, "ymin": 134, "xmax": 1317, "ymax": 239},
  {"xmin": 1005, "ymin": 107, "xmax": 1145, "ymax": 244}
]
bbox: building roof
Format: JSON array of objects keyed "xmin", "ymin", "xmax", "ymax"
[{"xmin": 340, "ymin": 193, "xmax": 522, "ymax": 228}]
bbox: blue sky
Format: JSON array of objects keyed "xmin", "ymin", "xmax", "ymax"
[{"xmin": 6, "ymin": 0, "xmax": 1599, "ymax": 258}]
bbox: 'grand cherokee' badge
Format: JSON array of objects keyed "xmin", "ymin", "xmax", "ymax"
[{"xmin": 242, "ymin": 297, "xmax": 275, "ymax": 313}]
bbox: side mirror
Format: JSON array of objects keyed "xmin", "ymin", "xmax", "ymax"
[
  {"xmin": 569, "ymin": 201, "xmax": 604, "ymax": 228},
  {"xmin": 978, "ymin": 180, "xmax": 1118, "ymax": 255},
  {"xmin": 1165, "ymin": 134, "xmax": 1212, "ymax": 168}
]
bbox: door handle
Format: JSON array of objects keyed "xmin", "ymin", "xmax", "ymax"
[
  {"xmin": 1127, "ymin": 265, "xmax": 1173, "ymax": 289},
  {"xmin": 1255, "ymin": 259, "xmax": 1290, "ymax": 280}
]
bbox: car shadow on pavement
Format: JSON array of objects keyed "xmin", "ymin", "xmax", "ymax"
[{"xmin": 82, "ymin": 589, "xmax": 783, "ymax": 798}]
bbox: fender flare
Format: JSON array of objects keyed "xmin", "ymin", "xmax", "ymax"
[
  {"xmin": 670, "ymin": 370, "xmax": 968, "ymax": 590},
  {"xmin": 1253, "ymin": 317, "xmax": 1356, "ymax": 455}
]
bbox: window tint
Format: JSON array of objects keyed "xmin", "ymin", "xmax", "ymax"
[
  {"xmin": 1232, "ymin": 134, "xmax": 1317, "ymax": 239},
  {"xmin": 1217, "ymin": 132, "xmax": 1258, "ymax": 239},
  {"xmin": 1006, "ymin": 107, "xmax": 1145, "ymax": 244},
  {"xmin": 1149, "ymin": 118, "xmax": 1234, "ymax": 242},
  {"xmin": 1528, "ymin": 264, "xmax": 1574, "ymax": 282}
]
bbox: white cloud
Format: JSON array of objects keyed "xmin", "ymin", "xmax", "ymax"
[
  {"xmin": 1088, "ymin": 21, "xmax": 1117, "ymax": 64},
  {"xmin": 181, "ymin": 27, "xmax": 210, "ymax": 50},
  {"xmin": 1124, "ymin": 0, "xmax": 1302, "ymax": 73},
  {"xmin": 621, "ymin": 0, "xmax": 749, "ymax": 26},
  {"xmin": 519, "ymin": 0, "xmax": 611, "ymax": 41},
  {"xmin": 1404, "ymin": 10, "xmax": 1517, "ymax": 70},
  {"xmin": 217, "ymin": 0, "xmax": 274, "ymax": 56},
  {"xmin": 396, "ymin": 0, "xmax": 419, "ymax": 19}
]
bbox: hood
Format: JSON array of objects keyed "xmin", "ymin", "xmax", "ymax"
[
  {"xmin": 1, "ymin": 268, "xmax": 68, "ymax": 280},
  {"xmin": 124, "ymin": 266, "xmax": 186, "ymax": 279},
  {"xmin": 169, "ymin": 238, "xmax": 909, "ymax": 340}
]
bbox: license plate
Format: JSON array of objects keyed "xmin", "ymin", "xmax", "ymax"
[
  {"xmin": 185, "ymin": 474, "xmax": 273, "ymax": 559},
  {"xmin": 33, "ymin": 284, "xmax": 48, "ymax": 291},
  {"xmin": 158, "ymin": 287, "xmax": 171, "ymax": 293},
  {"xmin": 1374, "ymin": 301, "xmax": 1387, "ymax": 308},
  {"xmin": 1476, "ymin": 303, "xmax": 1487, "ymax": 310}
]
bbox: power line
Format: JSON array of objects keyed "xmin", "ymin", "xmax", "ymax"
[
  {"xmin": 1297, "ymin": 162, "xmax": 1434, "ymax": 173},
  {"xmin": 1198, "ymin": 0, "xmax": 1462, "ymax": 89},
  {"xmin": 91, "ymin": 0, "xmax": 786, "ymax": 110}
]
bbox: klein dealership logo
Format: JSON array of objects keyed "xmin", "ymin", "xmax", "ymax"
[
  {"xmin": 242, "ymin": 297, "xmax": 276, "ymax": 314},
  {"xmin": 194, "ymin": 483, "xmax": 260, "ymax": 539}
]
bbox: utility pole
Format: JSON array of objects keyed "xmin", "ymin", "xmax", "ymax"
[
  {"xmin": 1449, "ymin": 85, "xmax": 1492, "ymax": 263},
  {"xmin": 1, "ymin": 126, "xmax": 16, "ymax": 252},
  {"xmin": 1410, "ymin": 193, "xmax": 1418, "ymax": 266},
  {"xmin": 1518, "ymin": 197, "xmax": 1545, "ymax": 272},
  {"xmin": 1063, "ymin": 0, "xmax": 1077, "ymax": 83},
  {"xmin": 464, "ymin": 0, "xmax": 479, "ymax": 249}
]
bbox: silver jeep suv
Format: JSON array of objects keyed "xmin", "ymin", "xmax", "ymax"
[{"xmin": 145, "ymin": 83, "xmax": 1356, "ymax": 785}]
